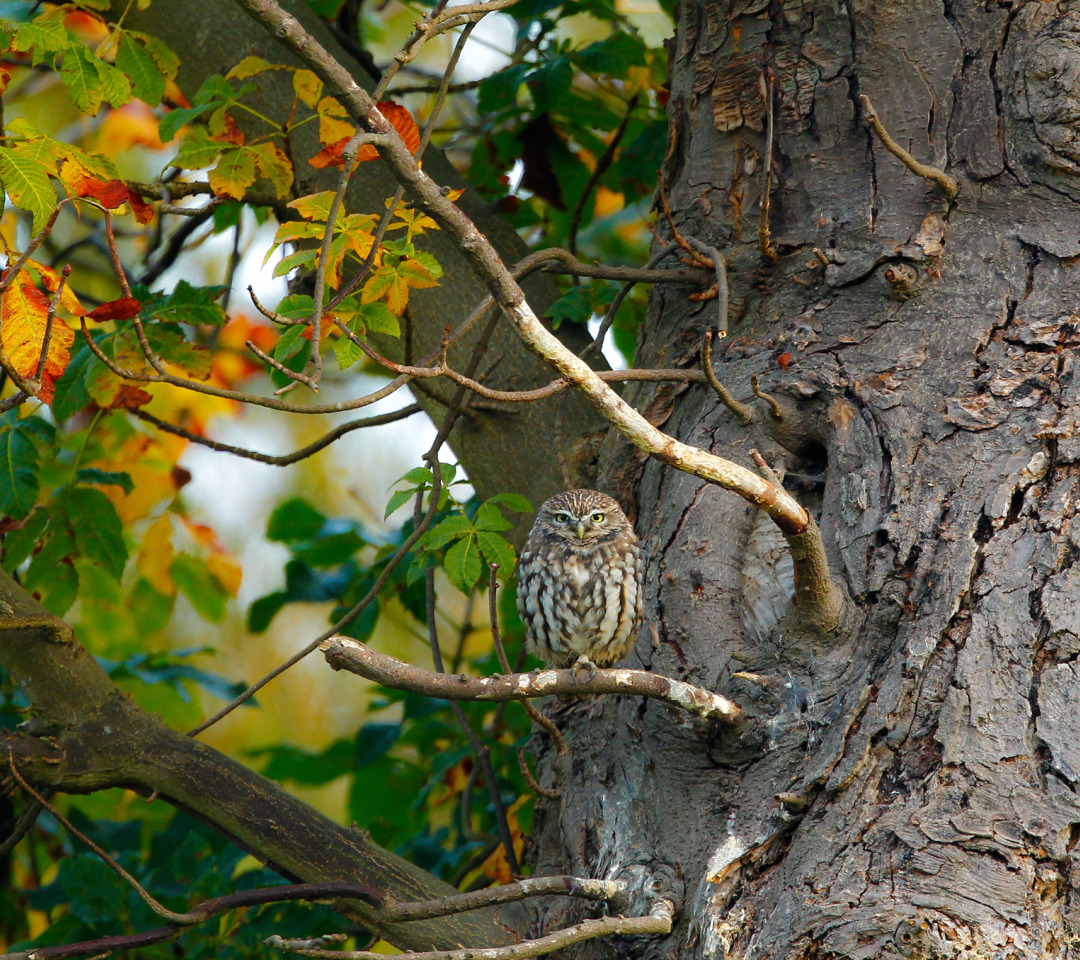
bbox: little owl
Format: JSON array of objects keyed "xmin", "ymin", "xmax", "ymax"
[{"xmin": 516, "ymin": 489, "xmax": 643, "ymax": 669}]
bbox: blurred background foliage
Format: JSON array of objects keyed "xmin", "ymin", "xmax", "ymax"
[{"xmin": 0, "ymin": 0, "xmax": 671, "ymax": 952}]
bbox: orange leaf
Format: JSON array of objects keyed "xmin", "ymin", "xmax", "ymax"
[
  {"xmin": 377, "ymin": 102, "xmax": 420, "ymax": 154},
  {"xmin": 110, "ymin": 385, "xmax": 153, "ymax": 409},
  {"xmin": 309, "ymin": 137, "xmax": 348, "ymax": 170},
  {"xmin": 0, "ymin": 275, "xmax": 75, "ymax": 404},
  {"xmin": 26, "ymin": 260, "xmax": 85, "ymax": 317},
  {"xmin": 88, "ymin": 296, "xmax": 141, "ymax": 322},
  {"xmin": 776, "ymin": 351, "xmax": 791, "ymax": 371}
]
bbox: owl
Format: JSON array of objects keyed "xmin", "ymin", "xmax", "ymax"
[{"xmin": 516, "ymin": 489, "xmax": 643, "ymax": 669}]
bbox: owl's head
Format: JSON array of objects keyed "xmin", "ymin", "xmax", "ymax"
[{"xmin": 538, "ymin": 489, "xmax": 627, "ymax": 543}]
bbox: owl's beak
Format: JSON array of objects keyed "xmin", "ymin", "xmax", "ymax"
[{"xmin": 576, "ymin": 521, "xmax": 586, "ymax": 539}]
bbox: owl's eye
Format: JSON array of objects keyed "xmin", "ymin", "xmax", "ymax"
[
  {"xmin": 590, "ymin": 512, "xmax": 605, "ymax": 523},
  {"xmin": 553, "ymin": 513, "xmax": 571, "ymax": 523}
]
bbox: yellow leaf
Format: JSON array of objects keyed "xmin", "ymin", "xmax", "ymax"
[
  {"xmin": 0, "ymin": 275, "xmax": 75, "ymax": 404},
  {"xmin": 287, "ymin": 190, "xmax": 336, "ymax": 221},
  {"xmin": 25, "ymin": 260, "xmax": 85, "ymax": 316},
  {"xmin": 293, "ymin": 69, "xmax": 322, "ymax": 108},
  {"xmin": 207, "ymin": 551, "xmax": 242, "ymax": 596},
  {"xmin": 479, "ymin": 796, "xmax": 527, "ymax": 884},
  {"xmin": 87, "ymin": 428, "xmax": 188, "ymax": 524},
  {"xmin": 227, "ymin": 55, "xmax": 272, "ymax": 80},
  {"xmin": 317, "ymin": 95, "xmax": 355, "ymax": 147},
  {"xmin": 138, "ymin": 515, "xmax": 176, "ymax": 596},
  {"xmin": 249, "ymin": 141, "xmax": 293, "ymax": 199},
  {"xmin": 208, "ymin": 146, "xmax": 257, "ymax": 200}
]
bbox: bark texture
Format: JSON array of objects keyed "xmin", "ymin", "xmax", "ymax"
[{"xmin": 530, "ymin": 3, "xmax": 1080, "ymax": 958}]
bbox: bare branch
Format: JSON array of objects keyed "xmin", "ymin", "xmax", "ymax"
[
  {"xmin": 859, "ymin": 94, "xmax": 959, "ymax": 199},
  {"xmin": 321, "ymin": 636, "xmax": 741, "ymax": 721},
  {"xmin": 702, "ymin": 332, "xmax": 753, "ymax": 424},
  {"xmin": 686, "ymin": 237, "xmax": 729, "ymax": 335},
  {"xmin": 385, "ymin": 876, "xmax": 627, "ymax": 922},
  {"xmin": 267, "ymin": 898, "xmax": 675, "ymax": 960},
  {"xmin": 750, "ymin": 375, "xmax": 784, "ymax": 420}
]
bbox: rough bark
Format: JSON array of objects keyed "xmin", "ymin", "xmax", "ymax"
[{"xmin": 530, "ymin": 3, "xmax": 1080, "ymax": 958}]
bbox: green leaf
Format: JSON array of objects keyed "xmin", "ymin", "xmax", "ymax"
[
  {"xmin": 2, "ymin": 508, "xmax": 48, "ymax": 572},
  {"xmin": 276, "ymin": 294, "xmax": 315, "ymax": 320},
  {"xmin": 252, "ymin": 738, "xmax": 358, "ymax": 786},
  {"xmin": 477, "ymin": 62, "xmax": 529, "ymax": 115},
  {"xmin": 546, "ymin": 285, "xmax": 595, "ymax": 328},
  {"xmin": 354, "ymin": 722, "xmax": 402, "ymax": 768},
  {"xmin": 486, "ymin": 492, "xmax": 532, "ymax": 512},
  {"xmin": 273, "ymin": 248, "xmax": 318, "ymax": 278},
  {"xmin": 51, "ymin": 333, "xmax": 105, "ymax": 420},
  {"xmin": 356, "ymin": 302, "xmax": 400, "ymax": 337},
  {"xmin": 477, "ymin": 530, "xmax": 516, "ymax": 577},
  {"xmin": 75, "ymin": 468, "xmax": 134, "ymax": 495},
  {"xmin": 266, "ymin": 498, "xmax": 326, "ymax": 542},
  {"xmin": 142, "ymin": 280, "xmax": 228, "ymax": 326},
  {"xmin": 443, "ymin": 536, "xmax": 482, "ymax": 593},
  {"xmin": 172, "ymin": 553, "xmax": 229, "ymax": 623},
  {"xmin": 473, "ymin": 501, "xmax": 512, "ymax": 532},
  {"xmin": 25, "ymin": 529, "xmax": 78, "ymax": 616},
  {"xmin": 248, "ymin": 591, "xmax": 287, "ymax": 633},
  {"xmin": 409, "ymin": 249, "xmax": 443, "ymax": 281},
  {"xmin": 294, "ymin": 530, "xmax": 364, "ymax": 567},
  {"xmin": 61, "ymin": 44, "xmax": 103, "ymax": 115},
  {"xmin": 272, "ymin": 323, "xmax": 307, "ymax": 362},
  {"xmin": 0, "ymin": 146, "xmax": 56, "ymax": 233},
  {"xmin": 62, "ymin": 486, "xmax": 127, "ymax": 581},
  {"xmin": 420, "ymin": 514, "xmax": 473, "ymax": 550},
  {"xmin": 11, "ymin": 20, "xmax": 69, "ymax": 67},
  {"xmin": 94, "ymin": 58, "xmax": 132, "ymax": 109},
  {"xmin": 573, "ymin": 32, "xmax": 647, "ymax": 75},
  {"xmin": 127, "ymin": 30, "xmax": 179, "ymax": 81},
  {"xmin": 160, "ymin": 103, "xmax": 211, "ymax": 143},
  {"xmin": 383, "ymin": 487, "xmax": 415, "ymax": 519},
  {"xmin": 0, "ymin": 423, "xmax": 40, "ymax": 520},
  {"xmin": 173, "ymin": 131, "xmax": 224, "ymax": 170},
  {"xmin": 59, "ymin": 855, "xmax": 126, "ymax": 926},
  {"xmin": 143, "ymin": 324, "xmax": 213, "ymax": 378},
  {"xmin": 332, "ymin": 332, "xmax": 363, "ymax": 371}
]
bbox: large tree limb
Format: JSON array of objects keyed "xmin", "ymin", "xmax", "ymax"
[{"xmin": 0, "ymin": 570, "xmax": 518, "ymax": 950}]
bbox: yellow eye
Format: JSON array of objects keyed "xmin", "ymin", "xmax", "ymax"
[
  {"xmin": 591, "ymin": 512, "xmax": 605, "ymax": 523},
  {"xmin": 554, "ymin": 513, "xmax": 570, "ymax": 523}
]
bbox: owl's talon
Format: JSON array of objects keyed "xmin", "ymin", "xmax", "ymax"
[{"xmin": 572, "ymin": 655, "xmax": 598, "ymax": 684}]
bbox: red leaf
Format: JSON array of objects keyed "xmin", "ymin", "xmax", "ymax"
[
  {"xmin": 71, "ymin": 175, "xmax": 155, "ymax": 224},
  {"xmin": 776, "ymin": 351, "xmax": 791, "ymax": 371},
  {"xmin": 88, "ymin": 296, "xmax": 141, "ymax": 322}
]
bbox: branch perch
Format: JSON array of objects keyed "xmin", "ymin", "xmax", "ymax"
[
  {"xmin": 267, "ymin": 898, "xmax": 675, "ymax": 960},
  {"xmin": 321, "ymin": 636, "xmax": 741, "ymax": 721},
  {"xmin": 860, "ymin": 94, "xmax": 959, "ymax": 199}
]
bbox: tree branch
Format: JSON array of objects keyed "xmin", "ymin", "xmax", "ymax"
[
  {"xmin": 321, "ymin": 636, "xmax": 741, "ymax": 721},
  {"xmin": 859, "ymin": 94, "xmax": 959, "ymax": 199},
  {"xmin": 267, "ymin": 898, "xmax": 676, "ymax": 960}
]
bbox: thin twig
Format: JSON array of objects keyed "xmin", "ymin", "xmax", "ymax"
[
  {"xmin": 702, "ymin": 332, "xmax": 752, "ymax": 424},
  {"xmin": 487, "ymin": 564, "xmax": 565, "ymax": 754},
  {"xmin": 859, "ymin": 94, "xmax": 959, "ymax": 199},
  {"xmin": 750, "ymin": 375, "xmax": 783, "ymax": 420},
  {"xmin": 414, "ymin": 22, "xmax": 476, "ymax": 164},
  {"xmin": 33, "ymin": 264, "xmax": 69, "ymax": 383},
  {"xmin": 424, "ymin": 540, "xmax": 520, "ymax": 877},
  {"xmin": 186, "ymin": 462, "xmax": 446, "ymax": 736},
  {"xmin": 581, "ymin": 243, "xmax": 677, "ymax": 361},
  {"xmin": 131, "ymin": 404, "xmax": 422, "ymax": 466},
  {"xmin": 321, "ymin": 636, "xmax": 741, "ymax": 721},
  {"xmin": 517, "ymin": 747, "xmax": 560, "ymax": 799},
  {"xmin": 759, "ymin": 72, "xmax": 779, "ymax": 263},
  {"xmin": 568, "ymin": 94, "xmax": 638, "ymax": 256},
  {"xmin": 686, "ymin": 237, "xmax": 729, "ymax": 335},
  {"xmin": 0, "ymin": 793, "xmax": 46, "ymax": 858},
  {"xmin": 266, "ymin": 898, "xmax": 675, "ymax": 960}
]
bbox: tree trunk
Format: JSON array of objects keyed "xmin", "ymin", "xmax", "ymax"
[{"xmin": 530, "ymin": 3, "xmax": 1080, "ymax": 958}]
